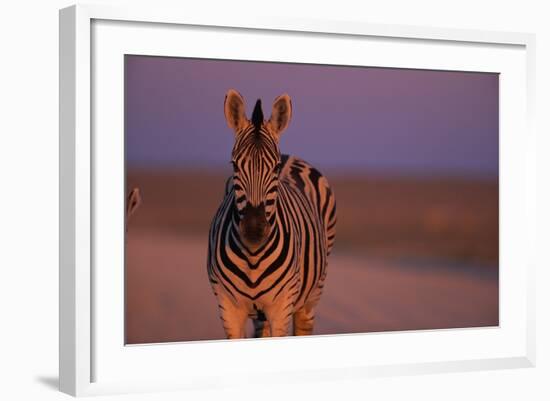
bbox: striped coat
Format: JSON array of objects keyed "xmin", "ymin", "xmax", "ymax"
[{"xmin": 207, "ymin": 90, "xmax": 336, "ymax": 338}]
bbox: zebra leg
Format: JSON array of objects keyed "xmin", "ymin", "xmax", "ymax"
[
  {"xmin": 217, "ymin": 293, "xmax": 249, "ymax": 339},
  {"xmin": 293, "ymin": 303, "xmax": 316, "ymax": 336},
  {"xmin": 293, "ymin": 270, "xmax": 326, "ymax": 336},
  {"xmin": 264, "ymin": 305, "xmax": 293, "ymax": 337},
  {"xmin": 252, "ymin": 318, "xmax": 271, "ymax": 338},
  {"xmin": 267, "ymin": 315, "xmax": 292, "ymax": 337}
]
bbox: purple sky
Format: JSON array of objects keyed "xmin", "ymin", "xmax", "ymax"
[{"xmin": 125, "ymin": 56, "xmax": 498, "ymax": 177}]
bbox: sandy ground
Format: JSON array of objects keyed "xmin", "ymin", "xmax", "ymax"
[
  {"xmin": 125, "ymin": 231, "xmax": 498, "ymax": 344},
  {"xmin": 125, "ymin": 170, "xmax": 498, "ymax": 344}
]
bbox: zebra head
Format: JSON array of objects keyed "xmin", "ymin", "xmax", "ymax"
[{"xmin": 224, "ymin": 89, "xmax": 292, "ymax": 251}]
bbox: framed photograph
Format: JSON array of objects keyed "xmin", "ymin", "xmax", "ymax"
[{"xmin": 59, "ymin": 4, "xmax": 536, "ymax": 396}]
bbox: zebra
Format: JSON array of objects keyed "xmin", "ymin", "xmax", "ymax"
[
  {"xmin": 126, "ymin": 187, "xmax": 142, "ymax": 223},
  {"xmin": 207, "ymin": 89, "xmax": 336, "ymax": 339}
]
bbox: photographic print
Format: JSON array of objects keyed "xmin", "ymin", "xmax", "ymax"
[{"xmin": 124, "ymin": 56, "xmax": 499, "ymax": 344}]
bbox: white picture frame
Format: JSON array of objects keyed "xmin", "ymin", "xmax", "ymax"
[{"xmin": 59, "ymin": 3, "xmax": 536, "ymax": 397}]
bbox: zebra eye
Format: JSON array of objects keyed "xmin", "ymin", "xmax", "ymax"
[
  {"xmin": 274, "ymin": 162, "xmax": 282, "ymax": 174},
  {"xmin": 231, "ymin": 161, "xmax": 238, "ymax": 171}
]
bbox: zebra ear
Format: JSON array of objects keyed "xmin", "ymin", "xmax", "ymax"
[
  {"xmin": 268, "ymin": 94, "xmax": 292, "ymax": 137},
  {"xmin": 224, "ymin": 89, "xmax": 247, "ymax": 132}
]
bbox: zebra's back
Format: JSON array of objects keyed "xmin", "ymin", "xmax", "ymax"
[
  {"xmin": 276, "ymin": 155, "xmax": 336, "ymax": 310},
  {"xmin": 279, "ymin": 154, "xmax": 336, "ymax": 256}
]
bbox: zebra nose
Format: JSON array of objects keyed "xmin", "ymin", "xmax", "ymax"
[{"xmin": 239, "ymin": 203, "xmax": 269, "ymax": 245}]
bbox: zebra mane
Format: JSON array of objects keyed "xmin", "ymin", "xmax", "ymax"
[{"xmin": 251, "ymin": 99, "xmax": 263, "ymax": 133}]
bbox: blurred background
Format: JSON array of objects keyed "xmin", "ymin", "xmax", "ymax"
[{"xmin": 125, "ymin": 55, "xmax": 498, "ymax": 344}]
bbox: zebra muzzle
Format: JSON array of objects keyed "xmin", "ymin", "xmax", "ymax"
[{"xmin": 239, "ymin": 203, "xmax": 269, "ymax": 248}]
